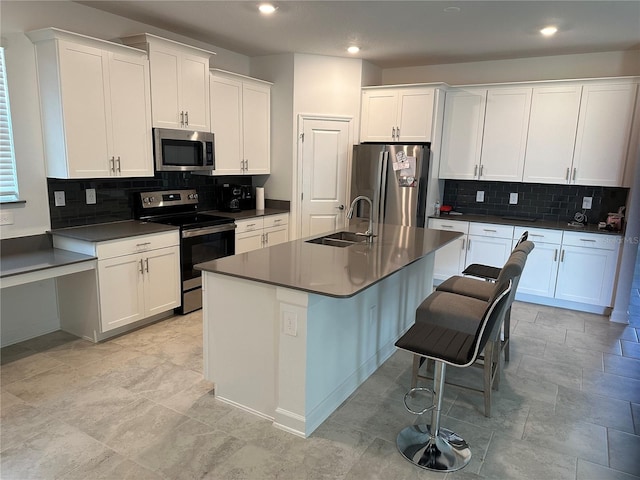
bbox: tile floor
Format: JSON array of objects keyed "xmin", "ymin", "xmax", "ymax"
[{"xmin": 1, "ymin": 301, "xmax": 639, "ymax": 479}]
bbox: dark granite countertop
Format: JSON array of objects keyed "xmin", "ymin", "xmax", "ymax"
[
  {"xmin": 49, "ymin": 220, "xmax": 180, "ymax": 242},
  {"xmin": 196, "ymin": 223, "xmax": 460, "ymax": 298},
  {"xmin": 428, "ymin": 214, "xmax": 623, "ymax": 236}
]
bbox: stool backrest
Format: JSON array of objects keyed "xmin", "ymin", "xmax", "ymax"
[
  {"xmin": 513, "ymin": 231, "xmax": 528, "ymax": 250},
  {"xmin": 464, "ymin": 279, "xmax": 512, "ymax": 367}
]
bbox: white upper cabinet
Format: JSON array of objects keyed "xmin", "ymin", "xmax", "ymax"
[
  {"xmin": 479, "ymin": 88, "xmax": 531, "ymax": 182},
  {"xmin": 572, "ymin": 83, "xmax": 638, "ymax": 186},
  {"xmin": 27, "ymin": 28, "xmax": 153, "ymax": 179},
  {"xmin": 522, "ymin": 85, "xmax": 582, "ymax": 184},
  {"xmin": 120, "ymin": 34, "xmax": 213, "ymax": 132},
  {"xmin": 439, "ymin": 88, "xmax": 486, "ymax": 180},
  {"xmin": 208, "ymin": 70, "xmax": 271, "ymax": 175},
  {"xmin": 360, "ymin": 87, "xmax": 434, "ymax": 142}
]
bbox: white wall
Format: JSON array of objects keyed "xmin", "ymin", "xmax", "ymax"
[
  {"xmin": 382, "ymin": 50, "xmax": 640, "ymax": 86},
  {"xmin": 0, "ymin": 0, "xmax": 250, "ymax": 240}
]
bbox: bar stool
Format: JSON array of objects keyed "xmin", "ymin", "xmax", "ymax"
[
  {"xmin": 394, "ymin": 280, "xmax": 512, "ymax": 472},
  {"xmin": 437, "ymin": 240, "xmax": 534, "ymax": 363}
]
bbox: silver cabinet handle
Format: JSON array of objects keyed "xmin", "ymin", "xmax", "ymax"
[
  {"xmin": 396, "ymin": 126, "xmax": 400, "ymax": 138},
  {"xmin": 441, "ymin": 225, "xmax": 454, "ymax": 229},
  {"xmin": 136, "ymin": 242, "xmax": 151, "ymax": 248},
  {"xmin": 116, "ymin": 156, "xmax": 121, "ymax": 173},
  {"xmin": 273, "ymin": 219, "xmax": 282, "ymax": 223},
  {"xmin": 553, "ymin": 249, "xmax": 558, "ymax": 262},
  {"xmin": 572, "ymin": 168, "xmax": 577, "ymax": 181},
  {"xmin": 467, "ymin": 239, "xmax": 471, "ymax": 250},
  {"xmin": 483, "ymin": 229, "xmax": 497, "ymax": 233},
  {"xmin": 530, "ymin": 234, "xmax": 544, "ymax": 238},
  {"xmin": 566, "ymin": 167, "xmax": 570, "ymax": 181},
  {"xmin": 461, "ymin": 238, "xmax": 466, "ymax": 250},
  {"xmin": 580, "ymin": 238, "xmax": 597, "ymax": 242},
  {"xmin": 180, "ymin": 111, "xmax": 185, "ymax": 126},
  {"xmin": 479, "ymin": 164, "xmax": 484, "ymax": 177},
  {"xmin": 560, "ymin": 249, "xmax": 565, "ymax": 262},
  {"xmin": 110, "ymin": 156, "xmax": 115, "ymax": 173},
  {"xmin": 139, "ymin": 258, "xmax": 144, "ymax": 274},
  {"xmin": 392, "ymin": 127, "xmax": 396, "ymax": 139},
  {"xmin": 145, "ymin": 258, "xmax": 149, "ymax": 273},
  {"xmin": 245, "ymin": 159, "xmax": 249, "ymax": 171},
  {"xmin": 185, "ymin": 111, "xmax": 189, "ymax": 126},
  {"xmin": 474, "ymin": 165, "xmax": 478, "ymax": 178}
]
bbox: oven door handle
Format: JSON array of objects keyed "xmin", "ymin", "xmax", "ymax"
[{"xmin": 182, "ymin": 223, "xmax": 237, "ymax": 238}]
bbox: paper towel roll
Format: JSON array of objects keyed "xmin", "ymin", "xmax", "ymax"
[{"xmin": 256, "ymin": 187, "xmax": 265, "ymax": 211}]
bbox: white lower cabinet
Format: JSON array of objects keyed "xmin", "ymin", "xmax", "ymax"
[
  {"xmin": 427, "ymin": 219, "xmax": 469, "ymax": 281},
  {"xmin": 514, "ymin": 227, "xmax": 619, "ymax": 307},
  {"xmin": 54, "ymin": 230, "xmax": 181, "ymax": 333},
  {"xmin": 235, "ymin": 214, "xmax": 289, "ymax": 254},
  {"xmin": 466, "ymin": 223, "xmax": 514, "ymax": 270}
]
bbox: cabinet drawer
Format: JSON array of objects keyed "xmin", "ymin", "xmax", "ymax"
[
  {"xmin": 96, "ymin": 231, "xmax": 179, "ymax": 259},
  {"xmin": 514, "ymin": 227, "xmax": 562, "ymax": 245},
  {"xmin": 235, "ymin": 218, "xmax": 264, "ymax": 234},
  {"xmin": 469, "ymin": 222, "xmax": 514, "ymax": 239},
  {"xmin": 561, "ymin": 231, "xmax": 619, "ymax": 251},
  {"xmin": 263, "ymin": 213, "xmax": 288, "ymax": 229},
  {"xmin": 428, "ymin": 218, "xmax": 469, "ymax": 233}
]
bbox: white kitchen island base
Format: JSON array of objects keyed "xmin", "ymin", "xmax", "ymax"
[{"xmin": 202, "ymin": 254, "xmax": 434, "ymax": 437}]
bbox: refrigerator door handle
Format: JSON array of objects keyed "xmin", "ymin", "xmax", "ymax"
[{"xmin": 377, "ymin": 150, "xmax": 388, "ymax": 226}]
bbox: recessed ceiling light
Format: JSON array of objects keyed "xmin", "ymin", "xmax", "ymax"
[
  {"xmin": 347, "ymin": 46, "xmax": 360, "ymax": 54},
  {"xmin": 258, "ymin": 3, "xmax": 277, "ymax": 15},
  {"xmin": 444, "ymin": 6, "xmax": 461, "ymax": 13},
  {"xmin": 540, "ymin": 26, "xmax": 558, "ymax": 37}
]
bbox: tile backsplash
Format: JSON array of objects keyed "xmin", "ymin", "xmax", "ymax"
[
  {"xmin": 47, "ymin": 173, "xmax": 253, "ymax": 229},
  {"xmin": 442, "ymin": 180, "xmax": 629, "ymax": 224}
]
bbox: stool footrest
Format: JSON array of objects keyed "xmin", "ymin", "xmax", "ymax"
[{"xmin": 403, "ymin": 387, "xmax": 435, "ymax": 415}]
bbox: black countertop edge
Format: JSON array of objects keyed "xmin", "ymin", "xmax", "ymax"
[
  {"xmin": 203, "ymin": 208, "xmax": 290, "ymax": 220},
  {"xmin": 428, "ymin": 214, "xmax": 624, "ymax": 236}
]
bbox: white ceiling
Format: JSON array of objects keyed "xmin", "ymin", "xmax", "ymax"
[{"xmin": 77, "ymin": 1, "xmax": 640, "ymax": 68}]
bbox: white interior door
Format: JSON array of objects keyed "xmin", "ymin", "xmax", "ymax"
[{"xmin": 299, "ymin": 116, "xmax": 351, "ymax": 238}]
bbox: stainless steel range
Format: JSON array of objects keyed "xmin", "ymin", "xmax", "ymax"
[{"xmin": 136, "ymin": 189, "xmax": 235, "ymax": 314}]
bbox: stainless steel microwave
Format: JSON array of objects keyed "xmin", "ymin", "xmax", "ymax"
[{"xmin": 153, "ymin": 128, "xmax": 215, "ymax": 172}]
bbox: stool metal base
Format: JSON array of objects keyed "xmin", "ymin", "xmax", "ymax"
[{"xmin": 397, "ymin": 424, "xmax": 471, "ymax": 472}]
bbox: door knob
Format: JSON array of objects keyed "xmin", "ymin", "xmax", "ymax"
[{"xmin": 337, "ymin": 205, "xmax": 345, "ymax": 210}]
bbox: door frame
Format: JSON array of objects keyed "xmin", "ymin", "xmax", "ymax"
[{"xmin": 294, "ymin": 114, "xmax": 354, "ymax": 240}]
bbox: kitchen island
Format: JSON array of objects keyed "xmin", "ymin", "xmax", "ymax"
[{"xmin": 196, "ymin": 223, "xmax": 460, "ymax": 437}]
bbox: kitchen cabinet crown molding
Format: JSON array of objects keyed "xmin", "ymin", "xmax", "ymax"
[
  {"xmin": 210, "ymin": 68, "xmax": 273, "ymax": 86},
  {"xmin": 26, "ymin": 27, "xmax": 147, "ymax": 57},
  {"xmin": 118, "ymin": 32, "xmax": 216, "ymax": 57}
]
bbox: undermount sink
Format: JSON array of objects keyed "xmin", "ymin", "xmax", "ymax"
[{"xmin": 305, "ymin": 231, "xmax": 368, "ymax": 248}]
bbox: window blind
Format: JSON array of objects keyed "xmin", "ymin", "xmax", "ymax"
[{"xmin": 0, "ymin": 47, "xmax": 19, "ymax": 202}]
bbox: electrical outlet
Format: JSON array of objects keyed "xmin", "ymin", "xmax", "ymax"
[
  {"xmin": 54, "ymin": 191, "xmax": 66, "ymax": 207},
  {"xmin": 86, "ymin": 188, "xmax": 96, "ymax": 205},
  {"xmin": 509, "ymin": 192, "xmax": 518, "ymax": 205},
  {"xmin": 476, "ymin": 191, "xmax": 485, "ymax": 202},
  {"xmin": 582, "ymin": 197, "xmax": 593, "ymax": 209},
  {"xmin": 283, "ymin": 311, "xmax": 298, "ymax": 336},
  {"xmin": 0, "ymin": 210, "xmax": 14, "ymax": 225}
]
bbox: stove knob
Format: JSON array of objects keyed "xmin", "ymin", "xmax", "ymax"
[
  {"xmin": 187, "ymin": 194, "xmax": 194, "ymax": 200},
  {"xmin": 149, "ymin": 196, "xmax": 156, "ymax": 204},
  {"xmin": 193, "ymin": 193, "xmax": 198, "ymax": 199},
  {"xmin": 143, "ymin": 197, "xmax": 150, "ymax": 204}
]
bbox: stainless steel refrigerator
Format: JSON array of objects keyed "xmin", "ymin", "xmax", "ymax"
[{"xmin": 350, "ymin": 144, "xmax": 430, "ymax": 228}]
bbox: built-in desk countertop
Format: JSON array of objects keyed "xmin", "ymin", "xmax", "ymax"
[{"xmin": 196, "ymin": 223, "xmax": 461, "ymax": 298}]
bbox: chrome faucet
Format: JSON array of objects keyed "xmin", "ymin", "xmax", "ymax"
[{"xmin": 346, "ymin": 195, "xmax": 375, "ymax": 243}]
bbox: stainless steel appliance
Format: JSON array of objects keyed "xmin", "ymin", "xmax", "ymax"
[
  {"xmin": 219, "ymin": 184, "xmax": 242, "ymax": 212},
  {"xmin": 350, "ymin": 144, "xmax": 430, "ymax": 227},
  {"xmin": 153, "ymin": 128, "xmax": 215, "ymax": 172},
  {"xmin": 136, "ymin": 189, "xmax": 235, "ymax": 314}
]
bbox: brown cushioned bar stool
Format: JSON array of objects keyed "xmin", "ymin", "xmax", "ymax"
[
  {"xmin": 437, "ymin": 240, "xmax": 535, "ymax": 363},
  {"xmin": 394, "ymin": 280, "xmax": 512, "ymax": 472},
  {"xmin": 461, "ymin": 231, "xmax": 528, "ymax": 281}
]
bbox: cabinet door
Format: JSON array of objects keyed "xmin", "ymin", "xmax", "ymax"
[
  {"xmin": 143, "ymin": 246, "xmax": 181, "ymax": 316},
  {"xmin": 480, "ymin": 88, "xmax": 531, "ymax": 182},
  {"xmin": 433, "ymin": 235, "xmax": 467, "ymax": 281},
  {"xmin": 108, "ymin": 52, "xmax": 153, "ymax": 177},
  {"xmin": 555, "ymin": 245, "xmax": 618, "ymax": 306},
  {"xmin": 98, "ymin": 254, "xmax": 145, "ymax": 332},
  {"xmin": 523, "ymin": 85, "xmax": 582, "ymax": 184},
  {"xmin": 235, "ymin": 230, "xmax": 264, "ymax": 254},
  {"xmin": 465, "ymin": 235, "xmax": 512, "ymax": 270},
  {"xmin": 397, "ymin": 88, "xmax": 434, "ymax": 142},
  {"xmin": 516, "ymin": 242, "xmax": 560, "ymax": 298},
  {"xmin": 439, "ymin": 89, "xmax": 486, "ymax": 180},
  {"xmin": 148, "ymin": 47, "xmax": 181, "ymax": 129},
  {"xmin": 243, "ymin": 82, "xmax": 271, "ymax": 174},
  {"xmin": 264, "ymin": 225, "xmax": 288, "ymax": 247},
  {"xmin": 360, "ymin": 89, "xmax": 397, "ymax": 142},
  {"xmin": 210, "ymin": 76, "xmax": 243, "ymax": 174},
  {"xmin": 58, "ymin": 41, "xmax": 112, "ymax": 177},
  {"xmin": 180, "ymin": 53, "xmax": 210, "ymax": 132},
  {"xmin": 572, "ymin": 83, "xmax": 638, "ymax": 186}
]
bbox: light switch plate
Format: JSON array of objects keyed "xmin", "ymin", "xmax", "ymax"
[
  {"xmin": 476, "ymin": 191, "xmax": 485, "ymax": 202},
  {"xmin": 582, "ymin": 197, "xmax": 593, "ymax": 209},
  {"xmin": 283, "ymin": 311, "xmax": 298, "ymax": 337},
  {"xmin": 54, "ymin": 191, "xmax": 66, "ymax": 207},
  {"xmin": 509, "ymin": 193, "xmax": 518, "ymax": 205},
  {"xmin": 86, "ymin": 188, "xmax": 96, "ymax": 205},
  {"xmin": 0, "ymin": 210, "xmax": 14, "ymax": 225}
]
